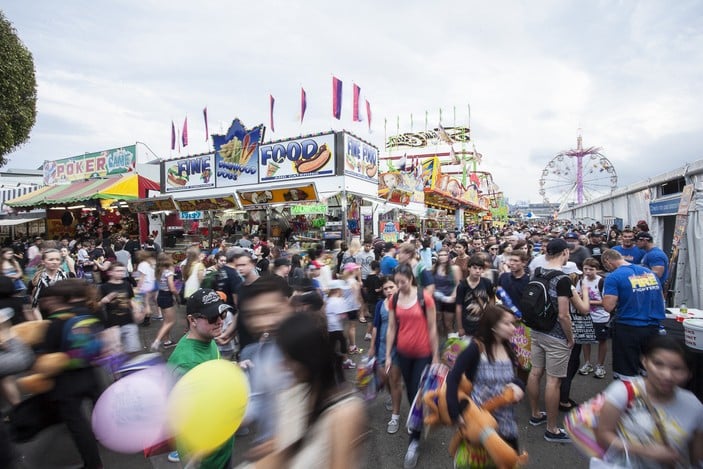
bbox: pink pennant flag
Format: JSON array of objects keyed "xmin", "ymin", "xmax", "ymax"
[
  {"xmin": 182, "ymin": 117, "xmax": 188, "ymax": 147},
  {"xmin": 269, "ymin": 95, "xmax": 275, "ymax": 132},
  {"xmin": 352, "ymin": 83, "xmax": 361, "ymax": 122},
  {"xmin": 170, "ymin": 121, "xmax": 176, "ymax": 150},
  {"xmin": 203, "ymin": 107, "xmax": 209, "ymax": 141},
  {"xmin": 365, "ymin": 99, "xmax": 372, "ymax": 132},
  {"xmin": 300, "ymin": 88, "xmax": 307, "ymax": 124},
  {"xmin": 332, "ymin": 76, "xmax": 342, "ymax": 120}
]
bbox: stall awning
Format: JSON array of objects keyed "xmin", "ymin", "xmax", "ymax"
[
  {"xmin": 6, "ymin": 174, "xmax": 159, "ymax": 208},
  {"xmin": 0, "ymin": 215, "xmax": 45, "ymax": 226},
  {"xmin": 424, "ymin": 188, "xmax": 484, "ymax": 212}
]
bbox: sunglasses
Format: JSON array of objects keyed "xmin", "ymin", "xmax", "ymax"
[{"xmin": 192, "ymin": 310, "xmax": 228, "ymax": 324}]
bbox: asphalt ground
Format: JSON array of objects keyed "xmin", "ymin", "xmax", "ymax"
[{"xmin": 11, "ymin": 302, "xmax": 607, "ymax": 469}]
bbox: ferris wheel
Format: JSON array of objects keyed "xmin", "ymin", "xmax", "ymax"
[{"xmin": 538, "ymin": 135, "xmax": 617, "ymax": 209}]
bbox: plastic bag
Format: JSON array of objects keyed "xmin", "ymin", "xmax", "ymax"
[{"xmin": 356, "ymin": 357, "xmax": 377, "ymax": 401}]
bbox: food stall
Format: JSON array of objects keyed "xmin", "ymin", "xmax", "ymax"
[
  {"xmin": 129, "ymin": 119, "xmax": 380, "ymax": 253},
  {"xmin": 5, "ymin": 145, "xmax": 160, "ymax": 240}
]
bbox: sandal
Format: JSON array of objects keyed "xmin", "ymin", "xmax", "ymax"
[
  {"xmin": 558, "ymin": 398, "xmax": 578, "ymax": 412},
  {"xmin": 358, "ymin": 317, "xmax": 367, "ymax": 323}
]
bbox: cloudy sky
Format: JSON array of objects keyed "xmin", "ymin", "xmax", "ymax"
[{"xmin": 2, "ymin": 0, "xmax": 702, "ymax": 203}]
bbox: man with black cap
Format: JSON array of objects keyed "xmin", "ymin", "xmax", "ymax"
[
  {"xmin": 636, "ymin": 231, "xmax": 669, "ymax": 286},
  {"xmin": 526, "ymin": 238, "xmax": 588, "ymax": 443},
  {"xmin": 584, "ymin": 231, "xmax": 607, "ymax": 268},
  {"xmin": 167, "ymin": 288, "xmax": 234, "ymax": 467},
  {"xmin": 565, "ymin": 232, "xmax": 590, "ymax": 271}
]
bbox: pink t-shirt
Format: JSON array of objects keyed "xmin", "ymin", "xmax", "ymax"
[{"xmin": 395, "ymin": 291, "xmax": 434, "ymax": 358}]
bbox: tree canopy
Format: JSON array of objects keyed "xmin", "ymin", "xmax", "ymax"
[{"xmin": 0, "ymin": 11, "xmax": 37, "ymax": 167}]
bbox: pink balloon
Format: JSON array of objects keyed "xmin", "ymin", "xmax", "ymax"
[{"xmin": 92, "ymin": 364, "xmax": 174, "ymax": 453}]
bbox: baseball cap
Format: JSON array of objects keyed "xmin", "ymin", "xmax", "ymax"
[
  {"xmin": 635, "ymin": 231, "xmax": 653, "ymax": 241},
  {"xmin": 546, "ymin": 238, "xmax": 569, "ymax": 255},
  {"xmin": 186, "ymin": 288, "xmax": 233, "ymax": 320},
  {"xmin": 273, "ymin": 257, "xmax": 291, "ymax": 268},
  {"xmin": 327, "ymin": 279, "xmax": 349, "ymax": 290},
  {"xmin": 343, "ymin": 262, "xmax": 360, "ymax": 272},
  {"xmin": 590, "ymin": 231, "xmax": 603, "ymax": 237},
  {"xmin": 564, "ymin": 232, "xmax": 579, "ymax": 240},
  {"xmin": 384, "ymin": 242, "xmax": 396, "ymax": 251}
]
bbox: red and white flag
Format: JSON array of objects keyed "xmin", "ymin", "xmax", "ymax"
[{"xmin": 352, "ymin": 83, "xmax": 361, "ymax": 121}]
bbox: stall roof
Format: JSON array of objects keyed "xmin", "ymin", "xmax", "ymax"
[
  {"xmin": 424, "ymin": 188, "xmax": 484, "ymax": 212},
  {"xmin": 5, "ymin": 174, "xmax": 159, "ymax": 208},
  {"xmin": 0, "ymin": 215, "xmax": 45, "ymax": 226}
]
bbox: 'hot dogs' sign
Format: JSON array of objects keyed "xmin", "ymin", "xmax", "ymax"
[
  {"xmin": 163, "ymin": 154, "xmax": 216, "ymax": 192},
  {"xmin": 259, "ymin": 133, "xmax": 336, "ymax": 182}
]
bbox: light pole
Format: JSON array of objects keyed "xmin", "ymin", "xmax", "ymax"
[{"xmin": 135, "ymin": 141, "xmax": 161, "ymax": 164}]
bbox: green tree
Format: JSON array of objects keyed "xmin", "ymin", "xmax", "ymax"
[{"xmin": 0, "ymin": 11, "xmax": 37, "ymax": 166}]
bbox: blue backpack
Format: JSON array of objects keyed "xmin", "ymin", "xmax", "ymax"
[{"xmin": 51, "ymin": 313, "xmax": 104, "ymax": 370}]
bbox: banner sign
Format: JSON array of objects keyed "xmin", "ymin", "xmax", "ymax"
[
  {"xmin": 180, "ymin": 211, "xmax": 203, "ymax": 220},
  {"xmin": 164, "ymin": 154, "xmax": 215, "ymax": 192},
  {"xmin": 238, "ymin": 184, "xmax": 317, "ymax": 208},
  {"xmin": 385, "ymin": 126, "xmax": 470, "ymax": 149},
  {"xmin": 259, "ymin": 133, "xmax": 335, "ymax": 182},
  {"xmin": 664, "ymin": 184, "xmax": 695, "ymax": 294},
  {"xmin": 380, "ymin": 221, "xmax": 400, "ymax": 242},
  {"xmin": 214, "ymin": 119, "xmax": 265, "ymax": 187},
  {"xmin": 177, "ymin": 196, "xmax": 238, "ymax": 211},
  {"xmin": 343, "ymin": 133, "xmax": 379, "ymax": 182},
  {"xmin": 127, "ymin": 196, "xmax": 178, "ymax": 213},
  {"xmin": 291, "ymin": 204, "xmax": 328, "ymax": 215},
  {"xmin": 43, "ymin": 145, "xmax": 136, "ymax": 185}
]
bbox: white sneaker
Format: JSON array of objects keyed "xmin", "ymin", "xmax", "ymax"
[
  {"xmin": 594, "ymin": 365, "xmax": 607, "ymax": 379},
  {"xmin": 387, "ymin": 418, "xmax": 400, "ymax": 434},
  {"xmin": 150, "ymin": 341, "xmax": 160, "ymax": 352},
  {"xmin": 403, "ymin": 440, "xmax": 420, "ymax": 468},
  {"xmin": 578, "ymin": 363, "xmax": 593, "ymax": 375},
  {"xmin": 364, "ymin": 333, "xmax": 372, "ymax": 341},
  {"xmin": 342, "ymin": 358, "xmax": 356, "ymax": 369}
]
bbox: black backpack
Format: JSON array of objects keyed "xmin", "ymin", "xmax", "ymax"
[
  {"xmin": 390, "ymin": 288, "xmax": 427, "ymax": 319},
  {"xmin": 519, "ymin": 269, "xmax": 565, "ymax": 332}
]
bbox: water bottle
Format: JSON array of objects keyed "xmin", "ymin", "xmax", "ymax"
[
  {"xmin": 678, "ymin": 303, "xmax": 688, "ymax": 323},
  {"xmin": 496, "ymin": 287, "xmax": 523, "ymax": 319}
]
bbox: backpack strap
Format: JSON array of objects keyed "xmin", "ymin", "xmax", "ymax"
[{"xmin": 391, "ymin": 290, "xmax": 426, "ymax": 318}]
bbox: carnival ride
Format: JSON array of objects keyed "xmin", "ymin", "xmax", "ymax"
[{"xmin": 538, "ymin": 134, "xmax": 617, "ymax": 211}]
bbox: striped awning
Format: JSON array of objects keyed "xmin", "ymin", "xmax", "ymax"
[{"xmin": 5, "ymin": 174, "xmax": 151, "ymax": 208}]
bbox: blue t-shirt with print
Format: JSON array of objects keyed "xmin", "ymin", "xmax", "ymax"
[
  {"xmin": 603, "ymin": 264, "xmax": 665, "ymax": 327},
  {"xmin": 612, "ymin": 245, "xmax": 645, "ymax": 264},
  {"xmin": 641, "ymin": 247, "xmax": 669, "ymax": 286}
]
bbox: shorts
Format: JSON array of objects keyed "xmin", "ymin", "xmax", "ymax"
[
  {"xmin": 439, "ymin": 301, "xmax": 455, "ymax": 314},
  {"xmin": 530, "ymin": 331, "xmax": 571, "ymax": 378},
  {"xmin": 157, "ymin": 290, "xmax": 174, "ymax": 309},
  {"xmin": 346, "ymin": 309, "xmax": 359, "ymax": 321},
  {"xmin": 593, "ymin": 322, "xmax": 610, "ymax": 341},
  {"xmin": 120, "ymin": 324, "xmax": 142, "ymax": 353}
]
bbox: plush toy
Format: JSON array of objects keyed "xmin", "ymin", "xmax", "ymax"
[
  {"xmin": 423, "ymin": 375, "xmax": 529, "ymax": 469},
  {"xmin": 11, "ymin": 320, "xmax": 70, "ymax": 394}
]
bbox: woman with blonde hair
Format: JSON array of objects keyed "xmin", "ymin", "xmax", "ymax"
[
  {"xmin": 182, "ymin": 246, "xmax": 205, "ymax": 300},
  {"xmin": 151, "ymin": 253, "xmax": 180, "ymax": 351}
]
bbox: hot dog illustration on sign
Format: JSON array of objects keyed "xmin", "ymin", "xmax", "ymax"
[
  {"xmin": 259, "ymin": 136, "xmax": 334, "ymax": 180},
  {"xmin": 166, "ymin": 156, "xmax": 212, "ymax": 189}
]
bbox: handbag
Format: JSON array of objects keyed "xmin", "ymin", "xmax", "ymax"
[
  {"xmin": 453, "ymin": 438, "xmax": 495, "ymax": 469},
  {"xmin": 589, "ymin": 440, "xmax": 631, "ymax": 469}
]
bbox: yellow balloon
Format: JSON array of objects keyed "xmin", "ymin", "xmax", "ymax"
[{"xmin": 168, "ymin": 360, "xmax": 249, "ymax": 455}]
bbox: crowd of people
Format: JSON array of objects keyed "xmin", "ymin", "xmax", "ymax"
[{"xmin": 0, "ymin": 218, "xmax": 702, "ymax": 468}]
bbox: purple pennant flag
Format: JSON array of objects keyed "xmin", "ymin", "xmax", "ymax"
[
  {"xmin": 332, "ymin": 76, "xmax": 342, "ymax": 119},
  {"xmin": 365, "ymin": 99, "xmax": 372, "ymax": 131},
  {"xmin": 203, "ymin": 107, "xmax": 209, "ymax": 141},
  {"xmin": 170, "ymin": 121, "xmax": 176, "ymax": 150},
  {"xmin": 301, "ymin": 87, "xmax": 307, "ymax": 124},
  {"xmin": 182, "ymin": 117, "xmax": 188, "ymax": 147},
  {"xmin": 269, "ymin": 95, "xmax": 275, "ymax": 132}
]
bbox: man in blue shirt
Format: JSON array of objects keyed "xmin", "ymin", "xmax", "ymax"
[
  {"xmin": 635, "ymin": 231, "xmax": 669, "ymax": 287},
  {"xmin": 379, "ymin": 242, "xmax": 398, "ymax": 275},
  {"xmin": 601, "ymin": 249, "xmax": 665, "ymax": 379},
  {"xmin": 612, "ymin": 228, "xmax": 645, "ymax": 264}
]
